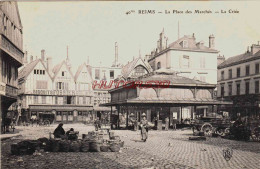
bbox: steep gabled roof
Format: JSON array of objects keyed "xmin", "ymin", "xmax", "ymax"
[
  {"xmin": 121, "ymin": 57, "xmax": 152, "ymax": 79},
  {"xmin": 18, "ymin": 59, "xmax": 52, "ymax": 81},
  {"xmin": 74, "ymin": 63, "xmax": 92, "ymax": 82},
  {"xmin": 52, "ymin": 61, "xmax": 75, "ymax": 81},
  {"xmin": 168, "ymin": 35, "xmax": 218, "ymax": 53}
]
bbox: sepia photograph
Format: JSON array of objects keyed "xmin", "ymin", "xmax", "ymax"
[{"xmin": 0, "ymin": 1, "xmax": 260, "ymax": 169}]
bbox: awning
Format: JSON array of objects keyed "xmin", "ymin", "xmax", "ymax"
[
  {"xmin": 29, "ymin": 105, "xmax": 94, "ymax": 111},
  {"xmin": 102, "ymin": 97, "xmax": 232, "ymax": 106},
  {"xmin": 94, "ymin": 106, "xmax": 116, "ymax": 111}
]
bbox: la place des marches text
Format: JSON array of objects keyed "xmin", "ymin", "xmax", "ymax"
[
  {"xmin": 137, "ymin": 9, "xmax": 239, "ymax": 14},
  {"xmin": 92, "ymin": 80, "xmax": 171, "ymax": 90}
]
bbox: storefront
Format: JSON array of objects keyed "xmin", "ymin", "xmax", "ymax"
[{"xmin": 29, "ymin": 105, "xmax": 94, "ymax": 123}]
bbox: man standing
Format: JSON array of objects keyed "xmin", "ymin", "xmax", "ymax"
[
  {"xmin": 165, "ymin": 117, "xmax": 169, "ymax": 131},
  {"xmin": 172, "ymin": 117, "xmax": 177, "ymax": 130},
  {"xmin": 140, "ymin": 113, "xmax": 149, "ymax": 142}
]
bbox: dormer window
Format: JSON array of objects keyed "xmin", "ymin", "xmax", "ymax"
[{"xmin": 183, "ymin": 40, "xmax": 188, "ymax": 48}]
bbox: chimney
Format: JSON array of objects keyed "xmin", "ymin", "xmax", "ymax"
[
  {"xmin": 217, "ymin": 55, "xmax": 225, "ymax": 66},
  {"xmin": 41, "ymin": 49, "xmax": 45, "ymax": 61},
  {"xmin": 30, "ymin": 55, "xmax": 34, "ymax": 62},
  {"xmin": 115, "ymin": 42, "xmax": 118, "ymax": 65},
  {"xmin": 251, "ymin": 42, "xmax": 260, "ymax": 55},
  {"xmin": 46, "ymin": 57, "xmax": 52, "ymax": 74},
  {"xmin": 209, "ymin": 34, "xmax": 215, "ymax": 49},
  {"xmin": 23, "ymin": 51, "xmax": 28, "ymax": 65}
]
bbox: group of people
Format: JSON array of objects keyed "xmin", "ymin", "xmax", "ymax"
[{"xmin": 53, "ymin": 123, "xmax": 78, "ymax": 140}]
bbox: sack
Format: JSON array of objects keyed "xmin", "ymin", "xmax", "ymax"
[
  {"xmin": 109, "ymin": 143, "xmax": 120, "ymax": 152},
  {"xmin": 37, "ymin": 137, "xmax": 51, "ymax": 152},
  {"xmin": 89, "ymin": 142, "xmax": 101, "ymax": 152},
  {"xmin": 80, "ymin": 141, "xmax": 89, "ymax": 152},
  {"xmin": 70, "ymin": 141, "xmax": 81, "ymax": 152},
  {"xmin": 100, "ymin": 144, "xmax": 109, "ymax": 152},
  {"xmin": 49, "ymin": 139, "xmax": 60, "ymax": 152},
  {"xmin": 59, "ymin": 140, "xmax": 70, "ymax": 152}
]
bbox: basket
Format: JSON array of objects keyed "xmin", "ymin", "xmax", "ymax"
[
  {"xmin": 59, "ymin": 140, "xmax": 70, "ymax": 152},
  {"xmin": 70, "ymin": 141, "xmax": 81, "ymax": 152},
  {"xmin": 109, "ymin": 143, "xmax": 120, "ymax": 152},
  {"xmin": 80, "ymin": 141, "xmax": 90, "ymax": 152},
  {"xmin": 89, "ymin": 142, "xmax": 101, "ymax": 152}
]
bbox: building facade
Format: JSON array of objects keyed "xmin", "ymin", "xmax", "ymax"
[
  {"xmin": 0, "ymin": 2, "xmax": 24, "ymax": 131},
  {"xmin": 18, "ymin": 51, "xmax": 94, "ymax": 123},
  {"xmin": 146, "ymin": 29, "xmax": 219, "ymax": 117},
  {"xmin": 147, "ymin": 30, "xmax": 219, "ymax": 85},
  {"xmin": 217, "ymin": 43, "xmax": 260, "ymax": 119}
]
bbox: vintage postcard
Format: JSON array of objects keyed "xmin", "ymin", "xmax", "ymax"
[{"xmin": 0, "ymin": 1, "xmax": 260, "ymax": 169}]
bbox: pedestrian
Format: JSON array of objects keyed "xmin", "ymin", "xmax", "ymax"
[
  {"xmin": 140, "ymin": 113, "xmax": 149, "ymax": 142},
  {"xmin": 165, "ymin": 117, "xmax": 169, "ymax": 131},
  {"xmin": 53, "ymin": 123, "xmax": 66, "ymax": 139},
  {"xmin": 30, "ymin": 114, "xmax": 37, "ymax": 126},
  {"xmin": 172, "ymin": 117, "xmax": 177, "ymax": 130}
]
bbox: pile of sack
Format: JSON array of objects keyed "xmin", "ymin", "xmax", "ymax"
[{"xmin": 11, "ymin": 131, "xmax": 124, "ymax": 155}]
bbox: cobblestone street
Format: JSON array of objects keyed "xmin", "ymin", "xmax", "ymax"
[{"xmin": 1, "ymin": 124, "xmax": 260, "ymax": 169}]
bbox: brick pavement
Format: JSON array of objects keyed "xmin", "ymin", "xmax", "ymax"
[{"xmin": 1, "ymin": 124, "xmax": 260, "ymax": 169}]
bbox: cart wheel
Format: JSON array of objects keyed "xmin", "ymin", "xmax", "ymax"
[
  {"xmin": 201, "ymin": 123, "xmax": 213, "ymax": 137},
  {"xmin": 216, "ymin": 128, "xmax": 225, "ymax": 137}
]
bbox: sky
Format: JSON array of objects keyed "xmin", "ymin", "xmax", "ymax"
[{"xmin": 18, "ymin": 1, "xmax": 260, "ymax": 73}]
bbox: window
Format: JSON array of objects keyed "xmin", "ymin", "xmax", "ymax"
[
  {"xmin": 236, "ymin": 83, "xmax": 240, "ymax": 95},
  {"xmin": 79, "ymin": 97, "xmax": 83, "ymax": 104},
  {"xmin": 228, "ymin": 69, "xmax": 232, "ymax": 79},
  {"xmin": 183, "ymin": 55, "xmax": 189, "ymax": 68},
  {"xmin": 34, "ymin": 70, "xmax": 37, "ymax": 74},
  {"xmin": 43, "ymin": 70, "xmax": 45, "ymax": 75},
  {"xmin": 221, "ymin": 86, "xmax": 224, "ymax": 97},
  {"xmin": 200, "ymin": 56, "xmax": 205, "ymax": 68},
  {"xmin": 57, "ymin": 97, "xmax": 63, "ymax": 105},
  {"xmin": 245, "ymin": 81, "xmax": 250, "ymax": 94},
  {"xmin": 78, "ymin": 111, "xmax": 82, "ymax": 116},
  {"xmin": 182, "ymin": 40, "xmax": 188, "ymax": 48},
  {"xmin": 40, "ymin": 70, "xmax": 42, "ymax": 74},
  {"xmin": 110, "ymin": 70, "xmax": 114, "ymax": 79},
  {"xmin": 237, "ymin": 68, "xmax": 240, "ymax": 77},
  {"xmin": 95, "ymin": 69, "xmax": 100, "ymax": 80},
  {"xmin": 62, "ymin": 71, "xmax": 66, "ymax": 77},
  {"xmin": 42, "ymin": 96, "xmax": 46, "ymax": 104},
  {"xmin": 246, "ymin": 65, "xmax": 250, "ymax": 76},
  {"xmin": 228, "ymin": 84, "xmax": 232, "ymax": 96},
  {"xmin": 256, "ymin": 63, "xmax": 259, "ymax": 74},
  {"xmin": 34, "ymin": 96, "xmax": 38, "ymax": 104},
  {"xmin": 37, "ymin": 70, "xmax": 39, "ymax": 74},
  {"xmin": 221, "ymin": 71, "xmax": 224, "ymax": 80},
  {"xmin": 134, "ymin": 66, "xmax": 146, "ymax": 77},
  {"xmin": 57, "ymin": 82, "xmax": 62, "ymax": 90},
  {"xmin": 157, "ymin": 62, "xmax": 161, "ymax": 69},
  {"xmin": 255, "ymin": 81, "xmax": 259, "ymax": 94},
  {"xmin": 67, "ymin": 96, "xmax": 72, "ymax": 104}
]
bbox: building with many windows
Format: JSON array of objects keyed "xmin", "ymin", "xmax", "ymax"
[
  {"xmin": 17, "ymin": 50, "xmax": 94, "ymax": 123},
  {"xmin": 217, "ymin": 42, "xmax": 260, "ymax": 119},
  {"xmin": 146, "ymin": 29, "xmax": 219, "ymax": 117},
  {"xmin": 0, "ymin": 2, "xmax": 24, "ymax": 131}
]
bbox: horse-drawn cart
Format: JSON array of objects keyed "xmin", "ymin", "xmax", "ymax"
[{"xmin": 191, "ymin": 117, "xmax": 231, "ymax": 137}]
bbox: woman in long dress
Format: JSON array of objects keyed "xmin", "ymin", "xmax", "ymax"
[{"xmin": 140, "ymin": 114, "xmax": 149, "ymax": 142}]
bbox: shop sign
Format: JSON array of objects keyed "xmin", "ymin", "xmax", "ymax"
[{"xmin": 27, "ymin": 89, "xmax": 92, "ymax": 96}]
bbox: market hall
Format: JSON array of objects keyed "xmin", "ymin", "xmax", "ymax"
[{"xmin": 102, "ymin": 69, "xmax": 232, "ymax": 129}]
